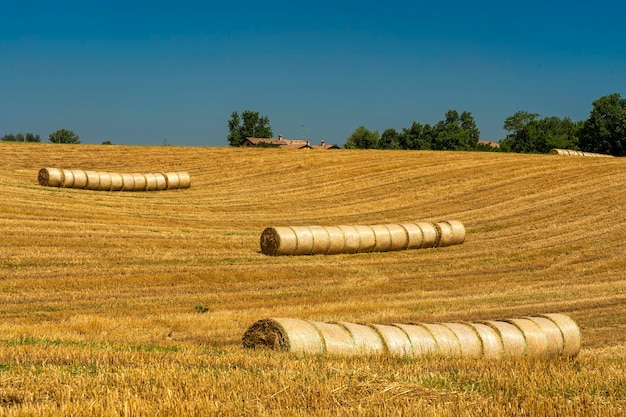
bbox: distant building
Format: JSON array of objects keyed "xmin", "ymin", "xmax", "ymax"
[
  {"xmin": 478, "ymin": 140, "xmax": 501, "ymax": 148},
  {"xmin": 241, "ymin": 135, "xmax": 339, "ymax": 149},
  {"xmin": 311, "ymin": 139, "xmax": 340, "ymax": 150}
]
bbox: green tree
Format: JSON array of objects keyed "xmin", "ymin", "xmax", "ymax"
[
  {"xmin": 500, "ymin": 111, "xmax": 581, "ymax": 153},
  {"xmin": 579, "ymin": 93, "xmax": 626, "ymax": 156},
  {"xmin": 49, "ymin": 128, "xmax": 80, "ymax": 144},
  {"xmin": 378, "ymin": 128, "xmax": 401, "ymax": 149},
  {"xmin": 431, "ymin": 110, "xmax": 479, "ymax": 151},
  {"xmin": 500, "ymin": 111, "xmax": 541, "ymax": 153},
  {"xmin": 25, "ymin": 133, "xmax": 40, "ymax": 142},
  {"xmin": 227, "ymin": 110, "xmax": 273, "ymax": 147},
  {"xmin": 399, "ymin": 122, "xmax": 433, "ymax": 150},
  {"xmin": 1, "ymin": 132, "xmax": 40, "ymax": 142},
  {"xmin": 460, "ymin": 111, "xmax": 480, "ymax": 147},
  {"xmin": 343, "ymin": 126, "xmax": 379, "ymax": 149}
]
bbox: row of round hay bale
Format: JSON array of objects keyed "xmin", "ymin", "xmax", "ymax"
[
  {"xmin": 242, "ymin": 313, "xmax": 581, "ymax": 359},
  {"xmin": 259, "ymin": 220, "xmax": 466, "ymax": 256},
  {"xmin": 38, "ymin": 168, "xmax": 191, "ymax": 191},
  {"xmin": 549, "ymin": 148, "xmax": 613, "ymax": 157}
]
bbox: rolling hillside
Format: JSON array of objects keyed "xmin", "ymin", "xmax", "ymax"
[{"xmin": 0, "ymin": 142, "xmax": 624, "ymax": 415}]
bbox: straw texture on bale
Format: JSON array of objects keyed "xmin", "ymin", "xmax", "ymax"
[
  {"xmin": 370, "ymin": 324, "xmax": 413, "ymax": 356},
  {"xmin": 260, "ymin": 220, "xmax": 466, "ymax": 256},
  {"xmin": 539, "ymin": 313, "xmax": 581, "ymax": 358},
  {"xmin": 242, "ymin": 313, "xmax": 580, "ymax": 359},
  {"xmin": 38, "ymin": 168, "xmax": 191, "ymax": 191},
  {"xmin": 482, "ymin": 320, "xmax": 527, "ymax": 357},
  {"xmin": 549, "ymin": 148, "xmax": 613, "ymax": 157},
  {"xmin": 337, "ymin": 322, "xmax": 385, "ymax": 355},
  {"xmin": 442, "ymin": 323, "xmax": 483, "ymax": 358}
]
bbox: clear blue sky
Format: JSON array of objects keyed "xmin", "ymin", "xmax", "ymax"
[{"xmin": 1, "ymin": 1, "xmax": 625, "ymax": 146}]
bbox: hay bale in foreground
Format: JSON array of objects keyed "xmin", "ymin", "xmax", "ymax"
[
  {"xmin": 242, "ymin": 314, "xmax": 580, "ymax": 359},
  {"xmin": 260, "ymin": 220, "xmax": 466, "ymax": 256},
  {"xmin": 38, "ymin": 168, "xmax": 191, "ymax": 191}
]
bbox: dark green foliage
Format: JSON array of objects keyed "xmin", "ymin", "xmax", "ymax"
[
  {"xmin": 344, "ymin": 126, "xmax": 380, "ymax": 149},
  {"xmin": 227, "ymin": 110, "xmax": 273, "ymax": 147},
  {"xmin": 500, "ymin": 111, "xmax": 581, "ymax": 154},
  {"xmin": 349, "ymin": 110, "xmax": 480, "ymax": 151},
  {"xmin": 378, "ymin": 128, "xmax": 401, "ymax": 149},
  {"xmin": 49, "ymin": 128, "xmax": 81, "ymax": 144},
  {"xmin": 1, "ymin": 132, "xmax": 41, "ymax": 142},
  {"xmin": 400, "ymin": 122, "xmax": 433, "ymax": 150},
  {"xmin": 579, "ymin": 93, "xmax": 626, "ymax": 156}
]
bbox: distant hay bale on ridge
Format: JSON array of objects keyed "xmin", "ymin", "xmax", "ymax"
[
  {"xmin": 549, "ymin": 149, "xmax": 613, "ymax": 158},
  {"xmin": 38, "ymin": 168, "xmax": 191, "ymax": 191},
  {"xmin": 260, "ymin": 220, "xmax": 466, "ymax": 256},
  {"xmin": 242, "ymin": 313, "xmax": 581, "ymax": 359}
]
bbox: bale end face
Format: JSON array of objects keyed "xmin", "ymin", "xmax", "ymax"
[
  {"xmin": 38, "ymin": 168, "xmax": 64, "ymax": 187},
  {"xmin": 242, "ymin": 319, "xmax": 290, "ymax": 351},
  {"xmin": 260, "ymin": 228, "xmax": 281, "ymax": 256}
]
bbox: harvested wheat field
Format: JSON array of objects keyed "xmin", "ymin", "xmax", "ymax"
[{"xmin": 0, "ymin": 142, "xmax": 625, "ymax": 416}]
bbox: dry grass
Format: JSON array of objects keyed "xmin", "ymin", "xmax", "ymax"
[{"xmin": 0, "ymin": 142, "xmax": 625, "ymax": 416}]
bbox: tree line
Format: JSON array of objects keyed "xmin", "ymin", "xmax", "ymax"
[
  {"xmin": 227, "ymin": 93, "xmax": 625, "ymax": 156},
  {"xmin": 1, "ymin": 129, "xmax": 81, "ymax": 144},
  {"xmin": 343, "ymin": 93, "xmax": 626, "ymax": 156}
]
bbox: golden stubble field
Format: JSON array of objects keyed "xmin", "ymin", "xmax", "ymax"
[{"xmin": 0, "ymin": 142, "xmax": 625, "ymax": 416}]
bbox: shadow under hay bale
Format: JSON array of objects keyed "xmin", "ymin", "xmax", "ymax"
[
  {"xmin": 260, "ymin": 220, "xmax": 466, "ymax": 256},
  {"xmin": 38, "ymin": 168, "xmax": 191, "ymax": 191},
  {"xmin": 242, "ymin": 314, "xmax": 580, "ymax": 359}
]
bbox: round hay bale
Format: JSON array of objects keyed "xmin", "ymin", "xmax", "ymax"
[
  {"xmin": 505, "ymin": 318, "xmax": 549, "ymax": 358},
  {"xmin": 176, "ymin": 171, "xmax": 191, "ymax": 188},
  {"xmin": 163, "ymin": 172, "xmax": 180, "ymax": 189},
  {"xmin": 416, "ymin": 222, "xmax": 438, "ymax": 248},
  {"xmin": 337, "ymin": 322, "xmax": 385, "ymax": 355},
  {"xmin": 444, "ymin": 220, "xmax": 466, "ymax": 245},
  {"xmin": 483, "ymin": 320, "xmax": 526, "ymax": 358},
  {"xmin": 260, "ymin": 227, "xmax": 297, "ymax": 256},
  {"xmin": 291, "ymin": 226, "xmax": 314, "ymax": 255},
  {"xmin": 325, "ymin": 226, "xmax": 346, "ymax": 255},
  {"xmin": 401, "ymin": 223, "xmax": 425, "ymax": 249},
  {"xmin": 549, "ymin": 149, "xmax": 560, "ymax": 155},
  {"xmin": 387, "ymin": 224, "xmax": 409, "ymax": 251},
  {"xmin": 418, "ymin": 323, "xmax": 462, "ymax": 357},
  {"xmin": 442, "ymin": 323, "xmax": 482, "ymax": 358},
  {"xmin": 144, "ymin": 173, "xmax": 158, "ymax": 191},
  {"xmin": 84, "ymin": 171, "xmax": 101, "ymax": 190},
  {"xmin": 309, "ymin": 226, "xmax": 331, "ymax": 254},
  {"xmin": 539, "ymin": 313, "xmax": 581, "ymax": 358},
  {"xmin": 97, "ymin": 172, "xmax": 112, "ymax": 191},
  {"xmin": 120, "ymin": 173, "xmax": 135, "ymax": 191},
  {"xmin": 109, "ymin": 173, "xmax": 124, "ymax": 191},
  {"xmin": 38, "ymin": 168, "xmax": 64, "ymax": 187},
  {"xmin": 337, "ymin": 225, "xmax": 360, "ymax": 253},
  {"xmin": 154, "ymin": 173, "xmax": 167, "ymax": 190},
  {"xmin": 310, "ymin": 321, "xmax": 355, "ymax": 355},
  {"xmin": 434, "ymin": 221, "xmax": 456, "ymax": 247},
  {"xmin": 526, "ymin": 316, "xmax": 564, "ymax": 358},
  {"xmin": 354, "ymin": 225, "xmax": 376, "ymax": 253},
  {"xmin": 371, "ymin": 224, "xmax": 392, "ymax": 252},
  {"xmin": 71, "ymin": 170, "xmax": 88, "ymax": 189},
  {"xmin": 62, "ymin": 169, "xmax": 75, "ymax": 188},
  {"xmin": 369, "ymin": 324, "xmax": 413, "ymax": 356},
  {"xmin": 393, "ymin": 324, "xmax": 438, "ymax": 357},
  {"xmin": 242, "ymin": 318, "xmax": 324, "ymax": 354},
  {"xmin": 132, "ymin": 173, "xmax": 147, "ymax": 191},
  {"xmin": 466, "ymin": 322, "xmax": 503, "ymax": 359}
]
